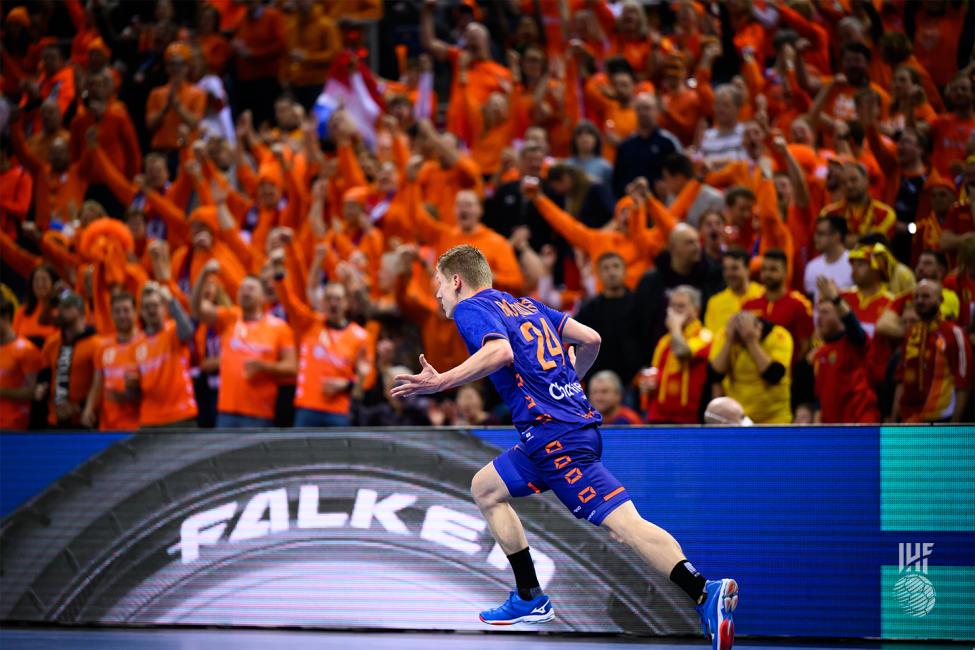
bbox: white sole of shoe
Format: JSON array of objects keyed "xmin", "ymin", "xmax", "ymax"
[{"xmin": 479, "ymin": 610, "xmax": 556, "ymax": 625}]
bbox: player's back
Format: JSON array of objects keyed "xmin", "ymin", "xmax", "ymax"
[{"xmin": 452, "ymin": 288, "xmax": 601, "ymax": 449}]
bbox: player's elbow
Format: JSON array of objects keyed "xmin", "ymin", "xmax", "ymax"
[
  {"xmin": 582, "ymin": 328, "xmax": 601, "ymax": 347},
  {"xmin": 495, "ymin": 340, "xmax": 515, "ymax": 366}
]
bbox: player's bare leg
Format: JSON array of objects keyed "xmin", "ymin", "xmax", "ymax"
[
  {"xmin": 599, "ymin": 501, "xmax": 687, "ymax": 577},
  {"xmin": 600, "ymin": 500, "xmax": 737, "ymax": 649},
  {"xmin": 471, "ymin": 462, "xmax": 553, "ymax": 624},
  {"xmin": 471, "ymin": 463, "xmax": 529, "ymax": 553}
]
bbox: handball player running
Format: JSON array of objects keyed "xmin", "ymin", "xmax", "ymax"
[{"xmin": 391, "ymin": 189, "xmax": 738, "ymax": 649}]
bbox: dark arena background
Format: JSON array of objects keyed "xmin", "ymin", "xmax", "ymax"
[{"xmin": 1, "ymin": 425, "xmax": 972, "ymax": 649}]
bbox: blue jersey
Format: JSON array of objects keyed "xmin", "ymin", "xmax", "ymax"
[{"xmin": 452, "ymin": 288, "xmax": 601, "ymax": 450}]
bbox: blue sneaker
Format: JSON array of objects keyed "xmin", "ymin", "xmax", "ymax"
[
  {"xmin": 479, "ymin": 591, "xmax": 555, "ymax": 625},
  {"xmin": 694, "ymin": 579, "xmax": 737, "ymax": 650}
]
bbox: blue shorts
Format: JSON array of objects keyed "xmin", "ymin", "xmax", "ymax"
[{"xmin": 492, "ymin": 425, "xmax": 630, "ymax": 526}]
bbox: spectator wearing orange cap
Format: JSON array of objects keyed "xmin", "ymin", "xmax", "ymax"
[
  {"xmin": 0, "ymin": 7, "xmax": 42, "ymax": 97},
  {"xmin": 232, "ymin": 0, "xmax": 287, "ymax": 128},
  {"xmin": 283, "ymin": 0, "xmax": 341, "ymax": 111},
  {"xmin": 146, "ymin": 43, "xmax": 206, "ymax": 167},
  {"xmin": 20, "ymin": 42, "xmax": 76, "ymax": 135}
]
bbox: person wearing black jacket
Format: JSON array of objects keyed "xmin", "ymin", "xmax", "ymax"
[
  {"xmin": 576, "ymin": 252, "xmax": 641, "ymax": 386},
  {"xmin": 634, "ymin": 224, "xmax": 724, "ymax": 368}
]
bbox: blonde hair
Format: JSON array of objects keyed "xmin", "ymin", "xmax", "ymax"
[
  {"xmin": 620, "ymin": 0, "xmax": 648, "ymax": 37},
  {"xmin": 437, "ymin": 245, "xmax": 493, "ymax": 291}
]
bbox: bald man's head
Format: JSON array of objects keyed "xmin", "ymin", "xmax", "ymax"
[
  {"xmin": 704, "ymin": 397, "xmax": 751, "ymax": 426},
  {"xmin": 913, "ymin": 279, "xmax": 943, "ymax": 321},
  {"xmin": 464, "ymin": 23, "xmax": 490, "ymax": 58},
  {"xmin": 669, "ymin": 223, "xmax": 701, "ymax": 269},
  {"xmin": 635, "ymin": 92, "xmax": 659, "ymax": 131}
]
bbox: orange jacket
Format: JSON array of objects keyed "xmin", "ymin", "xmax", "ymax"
[
  {"xmin": 234, "ymin": 5, "xmax": 287, "ymax": 81},
  {"xmin": 70, "ymin": 105, "xmax": 142, "ymax": 180},
  {"xmin": 283, "ymin": 5, "xmax": 341, "ymax": 87},
  {"xmin": 0, "ymin": 164, "xmax": 32, "ymax": 237}
]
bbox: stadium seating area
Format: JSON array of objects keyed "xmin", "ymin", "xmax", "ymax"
[{"xmin": 0, "ymin": 0, "xmax": 972, "ymax": 430}]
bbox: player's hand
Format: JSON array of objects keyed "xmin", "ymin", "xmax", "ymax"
[
  {"xmin": 390, "ymin": 354, "xmax": 442, "ymax": 397},
  {"xmin": 568, "ymin": 346, "xmax": 578, "ymax": 373}
]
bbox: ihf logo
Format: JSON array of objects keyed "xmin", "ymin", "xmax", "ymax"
[{"xmin": 893, "ymin": 543, "xmax": 936, "ymax": 618}]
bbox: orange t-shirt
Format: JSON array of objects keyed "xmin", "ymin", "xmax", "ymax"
[
  {"xmin": 94, "ymin": 334, "xmax": 142, "ymax": 431},
  {"xmin": 198, "ymin": 33, "xmax": 231, "ymax": 76},
  {"xmin": 146, "ymin": 82, "xmax": 207, "ymax": 151},
  {"xmin": 41, "ymin": 329, "xmax": 100, "ymax": 426},
  {"xmin": 294, "ymin": 322, "xmax": 373, "ymax": 415},
  {"xmin": 69, "ymin": 105, "xmax": 142, "ymax": 180},
  {"xmin": 912, "ymin": 6, "xmax": 964, "ymax": 87},
  {"xmin": 0, "ymin": 335, "xmax": 44, "ymax": 430},
  {"xmin": 929, "ymin": 114, "xmax": 975, "ymax": 178},
  {"xmin": 13, "ymin": 305, "xmax": 59, "ymax": 347},
  {"xmin": 213, "ymin": 308, "xmax": 295, "ymax": 420},
  {"xmin": 210, "ymin": 0, "xmax": 247, "ymax": 31},
  {"xmin": 133, "ymin": 321, "xmax": 198, "ymax": 426}
]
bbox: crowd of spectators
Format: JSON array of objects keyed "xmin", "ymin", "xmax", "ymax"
[{"xmin": 1, "ymin": 0, "xmax": 973, "ymax": 431}]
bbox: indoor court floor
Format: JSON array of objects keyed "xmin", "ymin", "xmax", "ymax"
[{"xmin": 0, "ymin": 628, "xmax": 969, "ymax": 650}]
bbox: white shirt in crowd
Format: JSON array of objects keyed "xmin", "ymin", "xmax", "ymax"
[
  {"xmin": 804, "ymin": 249, "xmax": 854, "ymax": 324},
  {"xmin": 699, "ymin": 122, "xmax": 748, "ymax": 162}
]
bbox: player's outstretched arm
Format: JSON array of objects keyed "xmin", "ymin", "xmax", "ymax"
[
  {"xmin": 560, "ymin": 318, "xmax": 601, "ymax": 378},
  {"xmin": 391, "ymin": 339, "xmax": 515, "ymax": 398}
]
